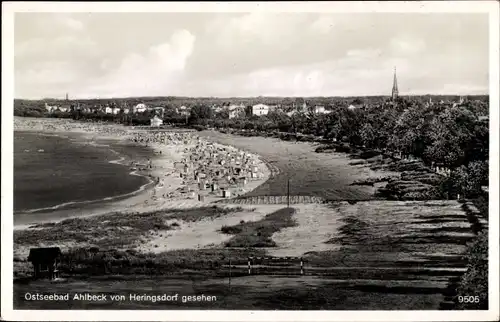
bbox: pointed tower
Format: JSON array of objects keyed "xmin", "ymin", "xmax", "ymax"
[
  {"xmin": 391, "ymin": 67, "xmax": 399, "ymax": 101},
  {"xmin": 65, "ymin": 93, "xmax": 69, "ymax": 101}
]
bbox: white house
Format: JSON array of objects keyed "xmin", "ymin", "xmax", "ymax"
[
  {"xmin": 112, "ymin": 107, "xmax": 121, "ymax": 115},
  {"xmin": 150, "ymin": 115, "xmax": 163, "ymax": 127},
  {"xmin": 105, "ymin": 106, "xmax": 113, "ymax": 114},
  {"xmin": 252, "ymin": 104, "xmax": 269, "ymax": 116},
  {"xmin": 45, "ymin": 103, "xmax": 57, "ymax": 113},
  {"xmin": 314, "ymin": 106, "xmax": 325, "ymax": 114},
  {"xmin": 228, "ymin": 104, "xmax": 245, "ymax": 119},
  {"xmin": 313, "ymin": 106, "xmax": 332, "ymax": 114},
  {"xmin": 177, "ymin": 105, "xmax": 190, "ymax": 117},
  {"xmin": 133, "ymin": 103, "xmax": 147, "ymax": 113},
  {"xmin": 123, "ymin": 108, "xmax": 130, "ymax": 114},
  {"xmin": 348, "ymin": 104, "xmax": 363, "ymax": 110}
]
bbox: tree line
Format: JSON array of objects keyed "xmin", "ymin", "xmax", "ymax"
[
  {"xmin": 14, "ymin": 97, "xmax": 489, "ymax": 197},
  {"xmin": 186, "ymin": 100, "xmax": 489, "ymax": 198}
]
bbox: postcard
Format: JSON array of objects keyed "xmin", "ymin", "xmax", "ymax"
[{"xmin": 2, "ymin": 1, "xmax": 499, "ymax": 321}]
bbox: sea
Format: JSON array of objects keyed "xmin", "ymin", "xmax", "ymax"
[{"xmin": 14, "ymin": 131, "xmax": 154, "ymax": 216}]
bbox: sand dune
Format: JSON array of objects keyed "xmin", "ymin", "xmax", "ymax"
[{"xmin": 137, "ymin": 205, "xmax": 284, "ymax": 253}]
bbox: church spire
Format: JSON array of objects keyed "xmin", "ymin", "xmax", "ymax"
[{"xmin": 392, "ymin": 67, "xmax": 399, "ymax": 101}]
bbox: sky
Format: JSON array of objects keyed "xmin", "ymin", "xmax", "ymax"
[{"xmin": 14, "ymin": 12, "xmax": 490, "ymax": 99}]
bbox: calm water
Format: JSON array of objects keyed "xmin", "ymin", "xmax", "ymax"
[{"xmin": 14, "ymin": 131, "xmax": 152, "ymax": 214}]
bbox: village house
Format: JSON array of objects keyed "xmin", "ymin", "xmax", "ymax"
[
  {"xmin": 105, "ymin": 106, "xmax": 113, "ymax": 114},
  {"xmin": 58, "ymin": 105, "xmax": 70, "ymax": 113},
  {"xmin": 177, "ymin": 105, "xmax": 191, "ymax": 117},
  {"xmin": 44, "ymin": 102, "xmax": 58, "ymax": 113},
  {"xmin": 213, "ymin": 105, "xmax": 224, "ymax": 113},
  {"xmin": 348, "ymin": 103, "xmax": 364, "ymax": 110},
  {"xmin": 133, "ymin": 103, "xmax": 147, "ymax": 113},
  {"xmin": 252, "ymin": 104, "xmax": 270, "ymax": 116},
  {"xmin": 314, "ymin": 105, "xmax": 325, "ymax": 114},
  {"xmin": 228, "ymin": 104, "xmax": 245, "ymax": 119},
  {"xmin": 150, "ymin": 115, "xmax": 163, "ymax": 127}
]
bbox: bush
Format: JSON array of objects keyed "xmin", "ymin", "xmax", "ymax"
[
  {"xmin": 192, "ymin": 125, "xmax": 206, "ymax": 131},
  {"xmin": 222, "ymin": 207, "xmax": 297, "ymax": 248},
  {"xmin": 455, "ymin": 231, "xmax": 488, "ymax": 309},
  {"xmin": 220, "ymin": 225, "xmax": 243, "ymax": 234}
]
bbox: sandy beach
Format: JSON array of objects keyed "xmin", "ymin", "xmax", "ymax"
[{"xmin": 13, "ymin": 117, "xmax": 271, "ymax": 230}]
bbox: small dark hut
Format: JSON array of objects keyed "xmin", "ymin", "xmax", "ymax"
[{"xmin": 27, "ymin": 247, "xmax": 62, "ymax": 280}]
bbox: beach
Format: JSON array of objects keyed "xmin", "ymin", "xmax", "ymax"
[{"xmin": 13, "ymin": 117, "xmax": 271, "ymax": 231}]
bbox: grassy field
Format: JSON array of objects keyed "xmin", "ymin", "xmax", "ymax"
[
  {"xmin": 13, "ymin": 198, "xmax": 483, "ymax": 310},
  {"xmin": 15, "ymin": 206, "xmax": 245, "ymax": 251},
  {"xmin": 14, "ymin": 206, "xmax": 297, "ymax": 279},
  {"xmin": 14, "ymin": 206, "xmax": 248, "ymax": 278}
]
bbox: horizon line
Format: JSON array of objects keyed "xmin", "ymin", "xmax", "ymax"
[{"xmin": 14, "ymin": 93, "xmax": 489, "ymax": 101}]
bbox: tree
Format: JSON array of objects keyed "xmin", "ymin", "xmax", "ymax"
[
  {"xmin": 454, "ymin": 161, "xmax": 488, "ymax": 197},
  {"xmin": 424, "ymin": 106, "xmax": 478, "ymax": 167},
  {"xmin": 359, "ymin": 123, "xmax": 377, "ymax": 148},
  {"xmin": 389, "ymin": 105, "xmax": 429, "ymax": 157},
  {"xmin": 188, "ymin": 105, "xmax": 213, "ymax": 125}
]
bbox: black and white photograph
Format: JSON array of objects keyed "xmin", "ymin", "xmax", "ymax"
[{"xmin": 1, "ymin": 1, "xmax": 499, "ymax": 321}]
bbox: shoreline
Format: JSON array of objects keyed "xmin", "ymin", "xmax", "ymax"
[
  {"xmin": 13, "ymin": 117, "xmax": 272, "ymax": 229},
  {"xmin": 14, "ymin": 138, "xmax": 156, "ymax": 216}
]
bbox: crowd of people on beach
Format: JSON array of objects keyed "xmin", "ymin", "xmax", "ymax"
[{"xmin": 127, "ymin": 129, "xmax": 266, "ymax": 202}]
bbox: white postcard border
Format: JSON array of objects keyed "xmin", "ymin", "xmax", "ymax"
[{"xmin": 2, "ymin": 1, "xmax": 499, "ymax": 321}]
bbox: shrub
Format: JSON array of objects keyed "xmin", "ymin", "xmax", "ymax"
[
  {"xmin": 222, "ymin": 207, "xmax": 297, "ymax": 248},
  {"xmin": 455, "ymin": 230, "xmax": 488, "ymax": 309}
]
